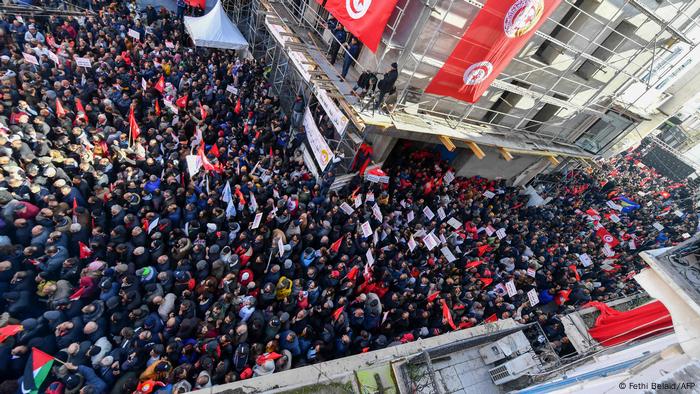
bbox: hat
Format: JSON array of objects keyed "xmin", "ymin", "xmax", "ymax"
[{"xmin": 64, "ymin": 373, "xmax": 84, "ymax": 393}]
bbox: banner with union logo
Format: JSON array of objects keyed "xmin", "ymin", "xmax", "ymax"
[
  {"xmin": 426, "ymin": 0, "xmax": 562, "ymax": 103},
  {"xmin": 318, "ymin": 0, "xmax": 399, "ymax": 52}
]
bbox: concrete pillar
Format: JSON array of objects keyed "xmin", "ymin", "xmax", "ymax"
[
  {"xmin": 367, "ymin": 132, "xmax": 397, "ymax": 163},
  {"xmin": 635, "ymin": 267, "xmax": 700, "ymax": 358},
  {"xmin": 512, "ymin": 158, "xmax": 552, "ymax": 187}
]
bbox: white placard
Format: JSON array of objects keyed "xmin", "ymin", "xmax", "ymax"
[
  {"xmin": 447, "ymin": 218, "xmax": 462, "ymax": 230},
  {"xmin": 578, "ymin": 253, "xmax": 593, "ymax": 267},
  {"xmin": 315, "ymin": 88, "xmax": 349, "ymax": 135},
  {"xmin": 372, "ymin": 230, "xmax": 378, "ymax": 245},
  {"xmin": 483, "ymin": 191, "xmax": 495, "ymax": 199},
  {"xmin": 527, "ymin": 268, "xmax": 536, "ymax": 278},
  {"xmin": 226, "ymin": 85, "xmax": 238, "ymax": 95},
  {"xmin": 165, "ymin": 40, "xmax": 175, "ymax": 49},
  {"xmin": 163, "ymin": 99, "xmax": 178, "ymax": 113},
  {"xmin": 185, "ymin": 155, "xmax": 202, "ymax": 177},
  {"xmin": 653, "ymin": 222, "xmax": 664, "ymax": 231},
  {"xmin": 496, "ymin": 228, "xmax": 507, "ymax": 240},
  {"xmin": 303, "ymin": 107, "xmax": 334, "ymax": 171},
  {"xmin": 423, "ymin": 233, "xmax": 438, "ymax": 251},
  {"xmin": 48, "ymin": 51, "xmax": 60, "ymax": 64},
  {"xmin": 340, "ymin": 202, "xmax": 354, "ymax": 215},
  {"xmin": 443, "ymin": 171, "xmax": 455, "ymax": 185},
  {"xmin": 527, "ymin": 289, "xmax": 539, "ymax": 306},
  {"xmin": 485, "ymin": 225, "xmax": 495, "ymax": 236},
  {"xmin": 437, "ymin": 207, "xmax": 446, "ymax": 221},
  {"xmin": 682, "ymin": 232, "xmax": 691, "ymax": 239},
  {"xmin": 366, "ymin": 249, "xmax": 374, "ymax": 266},
  {"xmin": 128, "ymin": 28, "xmax": 140, "ymax": 40},
  {"xmin": 628, "ymin": 240, "xmax": 636, "ymax": 250},
  {"xmin": 675, "ymin": 210, "xmax": 684, "ymax": 218},
  {"xmin": 251, "ymin": 212, "xmax": 263, "ymax": 229},
  {"xmin": 602, "ymin": 243, "xmax": 615, "ymax": 257},
  {"xmin": 408, "ymin": 237, "xmax": 416, "ymax": 252},
  {"xmin": 609, "ymin": 214, "xmax": 620, "ymax": 223},
  {"xmin": 354, "ymin": 194, "xmax": 362, "ymax": 208},
  {"xmin": 141, "ymin": 78, "xmax": 147, "ymax": 91},
  {"xmin": 506, "ymin": 281, "xmax": 517, "ymax": 297},
  {"xmin": 74, "ymin": 56, "xmax": 92, "ymax": 68},
  {"xmin": 366, "ymin": 192, "xmax": 375, "ymax": 202},
  {"xmin": 646, "ymin": 201, "xmax": 653, "ymax": 207},
  {"xmin": 22, "ymin": 52, "xmax": 39, "ymax": 65},
  {"xmin": 607, "ymin": 201, "xmax": 622, "ymax": 211},
  {"xmin": 407, "ymin": 211, "xmax": 415, "ymax": 223},
  {"xmin": 361, "ymin": 221, "xmax": 372, "ymax": 238},
  {"xmin": 372, "ymin": 204, "xmax": 382, "ymax": 221},
  {"xmin": 441, "ymin": 247, "xmax": 456, "ymax": 262},
  {"xmin": 423, "ymin": 207, "xmax": 435, "ymax": 220},
  {"xmin": 278, "ymin": 238, "xmax": 284, "ymax": 257},
  {"xmin": 439, "ymin": 234, "xmax": 447, "ymax": 244},
  {"xmin": 637, "ymin": 191, "xmax": 647, "ymax": 197}
]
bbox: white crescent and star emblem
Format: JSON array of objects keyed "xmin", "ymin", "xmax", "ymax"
[
  {"xmin": 462, "ymin": 61, "xmax": 493, "ymax": 85},
  {"xmin": 504, "ymin": 0, "xmax": 545, "ymax": 38},
  {"xmin": 603, "ymin": 234, "xmax": 614, "ymax": 243},
  {"xmin": 346, "ymin": 0, "xmax": 372, "ymax": 19}
]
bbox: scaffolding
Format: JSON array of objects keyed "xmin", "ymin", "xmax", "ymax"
[{"xmin": 249, "ymin": 0, "xmax": 700, "ymax": 155}]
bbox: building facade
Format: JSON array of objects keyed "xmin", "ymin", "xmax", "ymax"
[{"xmin": 224, "ymin": 0, "xmax": 700, "ymax": 182}]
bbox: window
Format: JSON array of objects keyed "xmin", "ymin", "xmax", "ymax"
[
  {"xmin": 575, "ymin": 20, "xmax": 638, "ymax": 80},
  {"xmin": 524, "ymin": 93, "xmax": 569, "ymax": 132},
  {"xmin": 575, "ymin": 111, "xmax": 634, "ymax": 154},
  {"xmin": 483, "ymin": 81, "xmax": 531, "ymax": 124}
]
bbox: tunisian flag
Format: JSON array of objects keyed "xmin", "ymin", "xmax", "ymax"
[
  {"xmin": 186, "ymin": 0, "xmax": 205, "ymax": 8},
  {"xmin": 596, "ymin": 227, "xmax": 620, "ymax": 248},
  {"xmin": 426, "ymin": 0, "xmax": 562, "ymax": 102},
  {"xmin": 317, "ymin": 0, "xmax": 398, "ymax": 52}
]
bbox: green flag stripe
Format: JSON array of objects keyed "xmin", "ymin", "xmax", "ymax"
[{"xmin": 32, "ymin": 360, "xmax": 53, "ymax": 389}]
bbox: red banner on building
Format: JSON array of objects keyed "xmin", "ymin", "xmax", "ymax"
[
  {"xmin": 318, "ymin": 0, "xmax": 398, "ymax": 52},
  {"xmin": 426, "ymin": 0, "xmax": 562, "ymax": 103}
]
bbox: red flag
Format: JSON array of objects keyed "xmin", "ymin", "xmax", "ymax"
[
  {"xmin": 74, "ymin": 98, "xmax": 88, "ymax": 122},
  {"xmin": 185, "ymin": 0, "xmax": 205, "ymax": 8},
  {"xmin": 555, "ymin": 289, "xmax": 571, "ymax": 306},
  {"xmin": 55, "ymin": 98, "xmax": 67, "ymax": 117},
  {"xmin": 596, "ymin": 227, "xmax": 620, "ymax": 248},
  {"xmin": 129, "ymin": 107, "xmax": 141, "ymax": 141},
  {"xmin": 209, "ymin": 144, "xmax": 220, "ymax": 158},
  {"xmin": 68, "ymin": 286, "xmax": 86, "ymax": 301},
  {"xmin": 660, "ymin": 191, "xmax": 671, "ymax": 199},
  {"xmin": 481, "ymin": 277, "xmax": 493, "ymax": 288},
  {"xmin": 176, "ymin": 95, "xmax": 188, "ymax": 109},
  {"xmin": 440, "ymin": 300, "xmax": 457, "ymax": 330},
  {"xmin": 72, "ymin": 197, "xmax": 78, "ymax": 213},
  {"xmin": 427, "ymin": 291, "xmax": 440, "ymax": 302},
  {"xmin": 155, "ymin": 99, "xmax": 161, "ymax": 116},
  {"xmin": 426, "ymin": 0, "xmax": 562, "ymax": 102},
  {"xmin": 155, "ymin": 75, "xmax": 165, "ymax": 93},
  {"xmin": 330, "ymin": 236, "xmax": 344, "ymax": 253},
  {"xmin": 199, "ymin": 101, "xmax": 207, "ymax": 120},
  {"xmin": 332, "ymin": 306, "xmax": 345, "ymax": 321},
  {"xmin": 317, "ymin": 0, "xmax": 399, "ymax": 52},
  {"xmin": 345, "ymin": 266, "xmax": 359, "ymax": 281},
  {"xmin": 197, "ymin": 144, "xmax": 220, "ymax": 173},
  {"xmin": 256, "ymin": 352, "xmax": 283, "ymax": 366},
  {"xmin": 78, "ymin": 241, "xmax": 92, "ymax": 259},
  {"xmin": 484, "ymin": 313, "xmax": 498, "ymax": 323},
  {"xmin": 466, "ymin": 260, "xmax": 483, "ymax": 269},
  {"xmin": 477, "ymin": 244, "xmax": 492, "ymax": 256},
  {"xmin": 234, "ymin": 99, "xmax": 242, "ymax": 115},
  {"xmin": 568, "ymin": 264, "xmax": 580, "ymax": 282},
  {"xmin": 0, "ymin": 325, "xmax": 22, "ymax": 343},
  {"xmin": 142, "ymin": 219, "xmax": 149, "ymax": 233}
]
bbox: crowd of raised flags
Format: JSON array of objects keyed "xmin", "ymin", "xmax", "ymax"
[{"xmin": 0, "ymin": 1, "xmax": 697, "ymax": 393}]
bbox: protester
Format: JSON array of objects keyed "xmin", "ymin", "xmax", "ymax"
[{"xmin": 0, "ymin": 2, "xmax": 697, "ymax": 393}]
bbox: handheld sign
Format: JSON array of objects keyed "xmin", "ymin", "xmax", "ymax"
[{"xmin": 128, "ymin": 29, "xmax": 141, "ymax": 40}]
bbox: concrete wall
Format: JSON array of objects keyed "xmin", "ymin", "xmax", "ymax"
[
  {"xmin": 190, "ymin": 319, "xmax": 519, "ymax": 394},
  {"xmin": 453, "ymin": 146, "xmax": 541, "ymax": 182}
]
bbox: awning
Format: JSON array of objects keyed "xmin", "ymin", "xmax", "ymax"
[{"xmin": 184, "ymin": 0, "xmax": 248, "ymax": 50}]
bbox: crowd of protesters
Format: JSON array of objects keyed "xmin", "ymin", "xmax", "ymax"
[{"xmin": 0, "ymin": 1, "xmax": 697, "ymax": 393}]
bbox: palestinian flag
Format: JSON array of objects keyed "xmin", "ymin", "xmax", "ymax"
[{"xmin": 22, "ymin": 348, "xmax": 54, "ymax": 394}]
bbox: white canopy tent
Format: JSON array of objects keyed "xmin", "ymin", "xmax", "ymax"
[{"xmin": 183, "ymin": 0, "xmax": 248, "ymax": 51}]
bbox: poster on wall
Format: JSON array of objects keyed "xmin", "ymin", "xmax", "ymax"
[{"xmin": 303, "ymin": 107, "xmax": 334, "ymax": 171}]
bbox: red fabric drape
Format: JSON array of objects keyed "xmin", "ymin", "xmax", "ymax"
[{"xmin": 585, "ymin": 301, "xmax": 673, "ymax": 347}]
